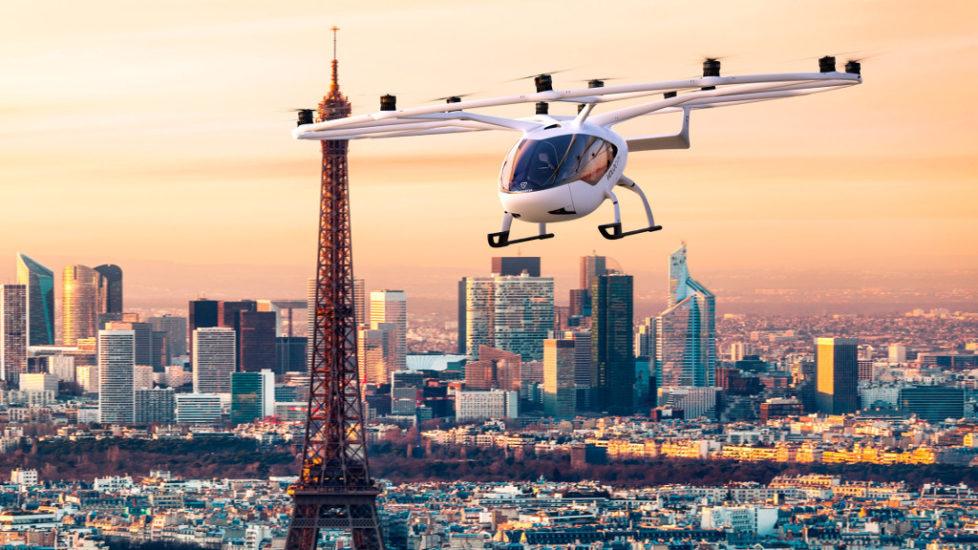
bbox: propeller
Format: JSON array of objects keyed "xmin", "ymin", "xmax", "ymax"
[
  {"xmin": 427, "ymin": 92, "xmax": 479, "ymax": 103},
  {"xmin": 506, "ymin": 68, "xmax": 573, "ymax": 82}
]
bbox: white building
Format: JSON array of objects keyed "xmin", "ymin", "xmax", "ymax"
[
  {"xmin": 888, "ymin": 343, "xmax": 907, "ymax": 364},
  {"xmin": 18, "ymin": 372, "xmax": 58, "ymax": 393},
  {"xmin": 93, "ymin": 475, "xmax": 134, "ymax": 492},
  {"xmin": 98, "ymin": 330, "xmax": 135, "ymax": 424},
  {"xmin": 455, "ymin": 389, "xmax": 518, "ymax": 421},
  {"xmin": 192, "ymin": 327, "xmax": 235, "ymax": 394},
  {"xmin": 658, "ymin": 386, "xmax": 719, "ymax": 419},
  {"xmin": 10, "ymin": 468, "xmax": 37, "ymax": 487},
  {"xmin": 701, "ymin": 506, "xmax": 778, "ymax": 536},
  {"xmin": 76, "ymin": 364, "xmax": 98, "ymax": 393},
  {"xmin": 175, "ymin": 393, "xmax": 222, "ymax": 424}
]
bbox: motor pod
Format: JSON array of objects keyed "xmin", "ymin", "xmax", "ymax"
[
  {"xmin": 587, "ymin": 79, "xmax": 605, "ymax": 89},
  {"xmin": 536, "ymin": 102, "xmax": 549, "ymax": 115},
  {"xmin": 819, "ymin": 56, "xmax": 836, "ymax": 73},
  {"xmin": 445, "ymin": 96, "xmax": 462, "ymax": 104},
  {"xmin": 664, "ymin": 91, "xmax": 677, "ymax": 99},
  {"xmin": 845, "ymin": 60, "xmax": 861, "ymax": 75},
  {"xmin": 535, "ymin": 74, "xmax": 553, "ymax": 93},
  {"xmin": 702, "ymin": 58, "xmax": 720, "ymax": 90},
  {"xmin": 296, "ymin": 109, "xmax": 314, "ymax": 127},
  {"xmin": 380, "ymin": 94, "xmax": 397, "ymax": 111}
]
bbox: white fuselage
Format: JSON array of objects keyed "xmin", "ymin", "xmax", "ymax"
[{"xmin": 497, "ymin": 116, "xmax": 628, "ymax": 224}]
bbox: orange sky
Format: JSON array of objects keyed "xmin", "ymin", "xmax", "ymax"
[{"xmin": 1, "ymin": 0, "xmax": 976, "ymax": 306}]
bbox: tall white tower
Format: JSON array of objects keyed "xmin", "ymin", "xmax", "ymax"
[
  {"xmin": 98, "ymin": 329, "xmax": 135, "ymax": 424},
  {"xmin": 193, "ymin": 327, "xmax": 236, "ymax": 394}
]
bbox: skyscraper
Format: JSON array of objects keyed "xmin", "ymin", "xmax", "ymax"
[
  {"xmin": 15, "ymin": 254, "xmax": 54, "ymax": 346},
  {"xmin": 63, "ymin": 265, "xmax": 103, "ymax": 346},
  {"xmin": 635, "ymin": 316, "xmax": 656, "ymax": 358},
  {"xmin": 104, "ymin": 321, "xmax": 154, "ymax": 368},
  {"xmin": 655, "ymin": 244, "xmax": 716, "ymax": 387},
  {"xmin": 357, "ymin": 323, "xmax": 397, "ymax": 385},
  {"xmin": 193, "ymin": 327, "xmax": 235, "ymax": 394},
  {"xmin": 230, "ymin": 369, "xmax": 275, "ymax": 424},
  {"xmin": 370, "ymin": 290, "xmax": 407, "ymax": 371},
  {"xmin": 188, "ymin": 299, "xmax": 220, "ymax": 359},
  {"xmin": 580, "ymin": 254, "xmax": 607, "ymax": 291},
  {"xmin": 354, "ymin": 279, "xmax": 366, "ymax": 326},
  {"xmin": 491, "ymin": 257, "xmax": 541, "ymax": 277},
  {"xmin": 94, "ymin": 264, "xmax": 123, "ymax": 315},
  {"xmin": 0, "ymin": 285, "xmax": 27, "ymax": 386},
  {"xmin": 592, "ymin": 272, "xmax": 634, "ymax": 415},
  {"xmin": 148, "ymin": 315, "xmax": 188, "ymax": 358},
  {"xmin": 543, "ymin": 338, "xmax": 577, "ymax": 419},
  {"xmin": 98, "ymin": 329, "xmax": 135, "ymax": 424},
  {"xmin": 815, "ymin": 337, "xmax": 859, "ymax": 415},
  {"xmin": 465, "ymin": 274, "xmax": 554, "ymax": 361},
  {"xmin": 238, "ymin": 310, "xmax": 276, "ymax": 372}
]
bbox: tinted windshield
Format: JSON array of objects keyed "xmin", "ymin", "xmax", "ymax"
[{"xmin": 502, "ymin": 134, "xmax": 617, "ymax": 192}]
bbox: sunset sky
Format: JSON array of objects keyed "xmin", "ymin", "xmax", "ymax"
[{"xmin": 1, "ymin": 1, "xmax": 976, "ymax": 309}]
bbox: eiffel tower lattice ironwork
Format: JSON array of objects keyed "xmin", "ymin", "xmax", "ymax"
[{"xmin": 286, "ymin": 26, "xmax": 385, "ymax": 550}]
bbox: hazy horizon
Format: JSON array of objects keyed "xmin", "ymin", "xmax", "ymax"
[{"xmin": 2, "ymin": 0, "xmax": 976, "ymax": 312}]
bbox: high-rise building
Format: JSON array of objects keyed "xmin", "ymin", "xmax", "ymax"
[
  {"xmin": 104, "ymin": 321, "xmax": 154, "ymax": 368},
  {"xmin": 135, "ymin": 387, "xmax": 175, "ymax": 424},
  {"xmin": 635, "ymin": 317, "xmax": 656, "ymax": 358},
  {"xmin": 19, "ymin": 372, "xmax": 58, "ymax": 393},
  {"xmin": 370, "ymin": 290, "xmax": 407, "ymax": 371},
  {"xmin": 491, "ymin": 257, "xmax": 541, "ymax": 277},
  {"xmin": 465, "ymin": 274, "xmax": 554, "ymax": 361},
  {"xmin": 457, "ymin": 277, "xmax": 468, "ymax": 355},
  {"xmin": 238, "ymin": 311, "xmax": 276, "ymax": 372},
  {"xmin": 151, "ymin": 330, "xmax": 169, "ymax": 369},
  {"xmin": 465, "ymin": 345, "xmax": 521, "ymax": 391},
  {"xmin": 357, "ymin": 324, "xmax": 397, "ymax": 385},
  {"xmin": 580, "ymin": 254, "xmax": 607, "ymax": 291},
  {"xmin": 354, "ymin": 279, "xmax": 366, "ymax": 327},
  {"xmin": 98, "ymin": 329, "xmax": 135, "ymax": 424},
  {"xmin": 15, "ymin": 254, "xmax": 54, "ymax": 346},
  {"xmin": 275, "ymin": 336, "xmax": 307, "ymax": 374},
  {"xmin": 230, "ymin": 369, "xmax": 275, "ymax": 425},
  {"xmin": 175, "ymin": 393, "xmax": 222, "ymax": 424},
  {"xmin": 568, "ymin": 288, "xmax": 590, "ymax": 318},
  {"xmin": 0, "ymin": 284, "xmax": 27, "ymax": 387},
  {"xmin": 188, "ymin": 299, "xmax": 220, "ymax": 358},
  {"xmin": 655, "ymin": 244, "xmax": 716, "ymax": 387},
  {"xmin": 94, "ymin": 264, "xmax": 123, "ymax": 315},
  {"xmin": 592, "ymin": 273, "xmax": 634, "ymax": 415},
  {"xmin": 192, "ymin": 327, "xmax": 235, "ymax": 394},
  {"xmin": 815, "ymin": 337, "xmax": 859, "ymax": 415},
  {"xmin": 148, "ymin": 315, "xmax": 188, "ymax": 358},
  {"xmin": 543, "ymin": 338, "xmax": 577, "ymax": 419},
  {"xmin": 63, "ymin": 265, "xmax": 103, "ymax": 346},
  {"xmin": 220, "ymin": 300, "xmax": 257, "ymax": 370}
]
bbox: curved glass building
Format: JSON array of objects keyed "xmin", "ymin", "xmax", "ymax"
[{"xmin": 15, "ymin": 253, "xmax": 55, "ymax": 346}]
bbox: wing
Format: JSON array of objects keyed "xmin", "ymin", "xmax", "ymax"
[{"xmin": 294, "ymin": 69, "xmax": 861, "ymax": 140}]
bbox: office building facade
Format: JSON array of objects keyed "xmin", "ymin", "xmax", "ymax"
[
  {"xmin": 543, "ymin": 338, "xmax": 577, "ymax": 419},
  {"xmin": 192, "ymin": 327, "xmax": 235, "ymax": 394},
  {"xmin": 370, "ymin": 290, "xmax": 407, "ymax": 371},
  {"xmin": 815, "ymin": 337, "xmax": 859, "ymax": 415},
  {"xmin": 465, "ymin": 274, "xmax": 554, "ymax": 361},
  {"xmin": 491, "ymin": 256, "xmax": 541, "ymax": 277},
  {"xmin": 63, "ymin": 265, "xmax": 103, "ymax": 346},
  {"xmin": 230, "ymin": 369, "xmax": 275, "ymax": 425},
  {"xmin": 592, "ymin": 273, "xmax": 634, "ymax": 415},
  {"xmin": 15, "ymin": 254, "xmax": 55, "ymax": 346},
  {"xmin": 655, "ymin": 244, "xmax": 716, "ymax": 387},
  {"xmin": 0, "ymin": 285, "xmax": 27, "ymax": 386},
  {"xmin": 93, "ymin": 264, "xmax": 123, "ymax": 315},
  {"xmin": 98, "ymin": 329, "xmax": 135, "ymax": 424}
]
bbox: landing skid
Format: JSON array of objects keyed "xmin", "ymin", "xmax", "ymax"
[
  {"xmin": 487, "ymin": 230, "xmax": 555, "ymax": 248},
  {"xmin": 598, "ymin": 175, "xmax": 661, "ymax": 241},
  {"xmin": 598, "ymin": 222, "xmax": 663, "ymax": 240},
  {"xmin": 488, "ymin": 214, "xmax": 554, "ymax": 248}
]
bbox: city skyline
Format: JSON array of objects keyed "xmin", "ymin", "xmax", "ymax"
[{"xmin": 2, "ymin": 1, "xmax": 977, "ymax": 311}]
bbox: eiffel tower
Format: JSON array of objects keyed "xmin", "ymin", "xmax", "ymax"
[{"xmin": 286, "ymin": 27, "xmax": 385, "ymax": 550}]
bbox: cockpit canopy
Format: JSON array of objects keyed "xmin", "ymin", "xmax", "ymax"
[{"xmin": 501, "ymin": 133, "xmax": 617, "ymax": 193}]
